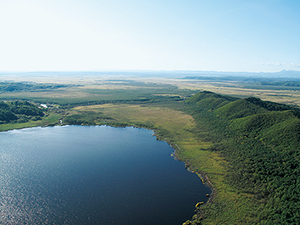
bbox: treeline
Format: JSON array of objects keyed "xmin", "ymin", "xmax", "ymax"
[
  {"xmin": 63, "ymin": 111, "xmax": 113, "ymax": 125},
  {"xmin": 63, "ymin": 111, "xmax": 155, "ymax": 130},
  {"xmin": 0, "ymin": 101, "xmax": 45, "ymax": 123},
  {"xmin": 185, "ymin": 91, "xmax": 300, "ymax": 224},
  {"xmin": 260, "ymin": 81, "xmax": 300, "ymax": 87},
  {"xmin": 59, "ymin": 95, "xmax": 183, "ymax": 109},
  {"xmin": 0, "ymin": 82, "xmax": 70, "ymax": 92}
]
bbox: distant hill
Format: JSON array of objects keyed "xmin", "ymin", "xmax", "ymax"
[{"xmin": 185, "ymin": 91, "xmax": 300, "ymax": 224}]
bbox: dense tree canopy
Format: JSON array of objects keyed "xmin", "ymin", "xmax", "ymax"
[{"xmin": 0, "ymin": 101, "xmax": 44, "ymax": 123}]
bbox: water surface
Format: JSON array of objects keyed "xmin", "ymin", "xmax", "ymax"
[{"xmin": 0, "ymin": 126, "xmax": 210, "ymax": 224}]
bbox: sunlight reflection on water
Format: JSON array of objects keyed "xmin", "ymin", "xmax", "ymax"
[{"xmin": 0, "ymin": 126, "xmax": 210, "ymax": 225}]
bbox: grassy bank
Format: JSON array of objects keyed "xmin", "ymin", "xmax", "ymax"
[{"xmin": 184, "ymin": 91, "xmax": 300, "ymax": 224}]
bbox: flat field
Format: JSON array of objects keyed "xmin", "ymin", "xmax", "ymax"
[{"xmin": 2, "ymin": 72, "xmax": 300, "ymax": 107}]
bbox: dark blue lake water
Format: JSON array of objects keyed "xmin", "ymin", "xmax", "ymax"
[{"xmin": 0, "ymin": 125, "xmax": 210, "ymax": 224}]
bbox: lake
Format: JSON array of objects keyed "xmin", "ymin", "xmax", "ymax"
[{"xmin": 0, "ymin": 125, "xmax": 210, "ymax": 224}]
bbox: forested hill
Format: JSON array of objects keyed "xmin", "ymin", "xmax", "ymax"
[
  {"xmin": 0, "ymin": 101, "xmax": 44, "ymax": 123},
  {"xmin": 185, "ymin": 91, "xmax": 300, "ymax": 224}
]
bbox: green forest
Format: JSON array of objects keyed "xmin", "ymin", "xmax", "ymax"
[
  {"xmin": 185, "ymin": 91, "xmax": 300, "ymax": 224},
  {"xmin": 0, "ymin": 100, "xmax": 44, "ymax": 123}
]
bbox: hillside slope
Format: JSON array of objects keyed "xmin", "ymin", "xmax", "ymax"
[
  {"xmin": 0, "ymin": 101, "xmax": 44, "ymax": 123},
  {"xmin": 185, "ymin": 91, "xmax": 300, "ymax": 224}
]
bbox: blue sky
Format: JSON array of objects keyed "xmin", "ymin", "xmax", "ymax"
[{"xmin": 0, "ymin": 0, "xmax": 299, "ymax": 72}]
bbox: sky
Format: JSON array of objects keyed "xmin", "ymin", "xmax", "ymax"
[{"xmin": 0, "ymin": 0, "xmax": 299, "ymax": 72}]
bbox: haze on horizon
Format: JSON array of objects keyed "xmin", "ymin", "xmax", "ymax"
[{"xmin": 0, "ymin": 0, "xmax": 299, "ymax": 73}]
